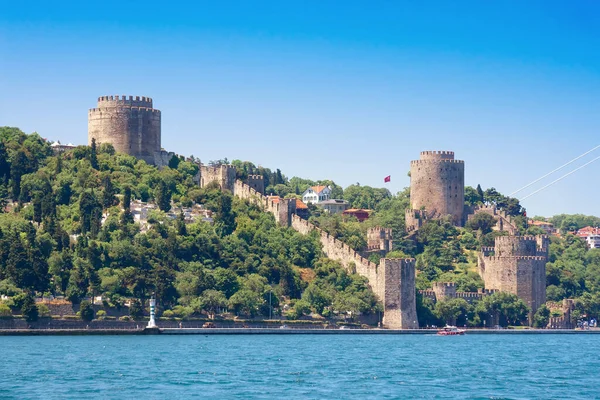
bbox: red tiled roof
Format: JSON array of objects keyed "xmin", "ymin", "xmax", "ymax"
[
  {"xmin": 310, "ymin": 185, "xmax": 327, "ymax": 194},
  {"xmin": 295, "ymin": 199, "xmax": 308, "ymax": 209}
]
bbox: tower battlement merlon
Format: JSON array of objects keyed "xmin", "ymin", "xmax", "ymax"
[
  {"xmin": 410, "ymin": 159, "xmax": 464, "ymax": 166},
  {"xmin": 88, "ymin": 94, "xmax": 161, "ymax": 165},
  {"xmin": 97, "ymin": 95, "xmax": 153, "ymax": 109},
  {"xmin": 419, "ymin": 150, "xmax": 455, "ymax": 161}
]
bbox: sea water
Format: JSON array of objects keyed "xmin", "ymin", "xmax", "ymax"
[{"xmin": 0, "ymin": 334, "xmax": 596, "ymax": 399}]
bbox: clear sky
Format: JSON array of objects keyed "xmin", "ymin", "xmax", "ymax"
[{"xmin": 1, "ymin": 1, "xmax": 599, "ymax": 217}]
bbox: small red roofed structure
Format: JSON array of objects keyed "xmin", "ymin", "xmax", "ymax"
[{"xmin": 343, "ymin": 208, "xmax": 372, "ymax": 222}]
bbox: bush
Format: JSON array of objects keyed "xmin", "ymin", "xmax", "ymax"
[
  {"xmin": 162, "ymin": 310, "xmax": 175, "ymax": 318},
  {"xmin": 37, "ymin": 304, "xmax": 51, "ymax": 318},
  {"xmin": 0, "ymin": 302, "xmax": 12, "ymax": 318},
  {"xmin": 96, "ymin": 310, "xmax": 107, "ymax": 320},
  {"xmin": 129, "ymin": 299, "xmax": 144, "ymax": 320},
  {"xmin": 79, "ymin": 301, "xmax": 95, "ymax": 322},
  {"xmin": 119, "ymin": 315, "xmax": 132, "ymax": 322}
]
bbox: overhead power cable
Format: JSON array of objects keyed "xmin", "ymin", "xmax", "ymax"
[
  {"xmin": 520, "ymin": 155, "xmax": 600, "ymax": 200},
  {"xmin": 510, "ymin": 144, "xmax": 600, "ymax": 196}
]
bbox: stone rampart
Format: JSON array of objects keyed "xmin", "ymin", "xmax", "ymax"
[
  {"xmin": 478, "ymin": 236, "xmax": 548, "ymax": 316},
  {"xmin": 432, "ymin": 282, "xmax": 457, "ymax": 300},
  {"xmin": 221, "ymin": 173, "xmax": 418, "ymax": 328},
  {"xmin": 469, "ymin": 205, "xmax": 519, "ymax": 235},
  {"xmin": 407, "ymin": 150, "xmax": 465, "ymax": 229},
  {"xmin": 200, "ymin": 165, "xmax": 236, "ymax": 192},
  {"xmin": 290, "ymin": 214, "xmax": 418, "ymax": 328},
  {"xmin": 88, "ymin": 95, "xmax": 161, "ymax": 165}
]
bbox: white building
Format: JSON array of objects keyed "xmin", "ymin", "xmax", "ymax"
[
  {"xmin": 302, "ymin": 185, "xmax": 332, "ymax": 204},
  {"xmin": 319, "ymin": 199, "xmax": 350, "ymax": 214},
  {"xmin": 586, "ymin": 235, "xmax": 600, "ymax": 249}
]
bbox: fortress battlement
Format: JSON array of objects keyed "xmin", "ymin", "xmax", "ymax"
[
  {"xmin": 88, "ymin": 94, "xmax": 161, "ymax": 165},
  {"xmin": 419, "ymin": 150, "xmax": 455, "ymax": 161},
  {"xmin": 433, "ymin": 282, "xmax": 456, "ymax": 289},
  {"xmin": 97, "ymin": 95, "xmax": 153, "ymax": 108},
  {"xmin": 247, "ymin": 174, "xmax": 263, "ymax": 180},
  {"xmin": 88, "ymin": 107, "xmax": 161, "ymax": 115},
  {"xmin": 482, "ymin": 255, "xmax": 547, "ymax": 262},
  {"xmin": 410, "ymin": 159, "xmax": 464, "ymax": 166},
  {"xmin": 495, "ymin": 235, "xmax": 539, "ymax": 243}
]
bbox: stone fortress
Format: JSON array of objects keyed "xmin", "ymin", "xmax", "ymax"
[
  {"xmin": 405, "ymin": 151, "xmax": 465, "ymax": 231},
  {"xmin": 88, "ymin": 95, "xmax": 173, "ymax": 166},
  {"xmin": 199, "ymin": 164, "xmax": 419, "ymax": 329},
  {"xmin": 84, "ymin": 95, "xmax": 549, "ymax": 327},
  {"xmin": 406, "ymin": 150, "xmax": 548, "ymax": 319}
]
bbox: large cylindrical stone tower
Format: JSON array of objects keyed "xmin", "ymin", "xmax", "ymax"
[
  {"xmin": 88, "ymin": 95, "xmax": 161, "ymax": 165},
  {"xmin": 406, "ymin": 151, "xmax": 465, "ymax": 229}
]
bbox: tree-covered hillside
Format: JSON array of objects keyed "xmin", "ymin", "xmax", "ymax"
[
  {"xmin": 1, "ymin": 127, "xmax": 599, "ymax": 327},
  {"xmin": 0, "ymin": 127, "xmax": 379, "ymax": 321}
]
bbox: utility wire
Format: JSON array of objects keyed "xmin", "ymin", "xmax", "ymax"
[
  {"xmin": 520, "ymin": 155, "xmax": 600, "ymax": 200},
  {"xmin": 510, "ymin": 144, "xmax": 600, "ymax": 196}
]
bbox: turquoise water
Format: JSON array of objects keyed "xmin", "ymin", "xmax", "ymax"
[{"xmin": 0, "ymin": 334, "xmax": 597, "ymax": 399}]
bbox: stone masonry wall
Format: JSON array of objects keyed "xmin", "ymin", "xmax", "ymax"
[
  {"xmin": 291, "ymin": 214, "xmax": 418, "ymax": 328},
  {"xmin": 88, "ymin": 95, "xmax": 161, "ymax": 165},
  {"xmin": 407, "ymin": 150, "xmax": 465, "ymax": 230},
  {"xmin": 200, "ymin": 165, "xmax": 236, "ymax": 192},
  {"xmin": 478, "ymin": 235, "xmax": 548, "ymax": 316}
]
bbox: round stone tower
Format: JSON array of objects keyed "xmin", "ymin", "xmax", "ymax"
[
  {"xmin": 407, "ymin": 151, "xmax": 465, "ymax": 228},
  {"xmin": 88, "ymin": 95, "xmax": 161, "ymax": 165}
]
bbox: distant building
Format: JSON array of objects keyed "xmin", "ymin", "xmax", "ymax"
[
  {"xmin": 577, "ymin": 226, "xmax": 600, "ymax": 249},
  {"xmin": 302, "ymin": 185, "xmax": 332, "ymax": 205},
  {"xmin": 318, "ymin": 199, "xmax": 349, "ymax": 214},
  {"xmin": 294, "ymin": 199, "xmax": 309, "ymax": 219},
  {"xmin": 528, "ymin": 219, "xmax": 557, "ymax": 235},
  {"xmin": 343, "ymin": 208, "xmax": 371, "ymax": 222},
  {"xmin": 586, "ymin": 235, "xmax": 600, "ymax": 249},
  {"xmin": 50, "ymin": 141, "xmax": 77, "ymax": 154}
]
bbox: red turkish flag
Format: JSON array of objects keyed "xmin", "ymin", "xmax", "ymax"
[{"xmin": 384, "ymin": 175, "xmax": 391, "ymax": 183}]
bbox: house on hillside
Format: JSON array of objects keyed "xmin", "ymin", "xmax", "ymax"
[
  {"xmin": 302, "ymin": 185, "xmax": 332, "ymax": 205},
  {"xmin": 319, "ymin": 199, "xmax": 349, "ymax": 214},
  {"xmin": 577, "ymin": 226, "xmax": 600, "ymax": 249},
  {"xmin": 528, "ymin": 219, "xmax": 557, "ymax": 235},
  {"xmin": 343, "ymin": 208, "xmax": 372, "ymax": 222}
]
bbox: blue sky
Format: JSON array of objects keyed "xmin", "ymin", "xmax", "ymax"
[{"xmin": 1, "ymin": 1, "xmax": 599, "ymax": 217}]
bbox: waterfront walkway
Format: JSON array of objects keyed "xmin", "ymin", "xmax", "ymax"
[{"xmin": 2, "ymin": 327, "xmax": 600, "ymax": 335}]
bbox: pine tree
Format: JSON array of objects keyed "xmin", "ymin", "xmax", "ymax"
[
  {"xmin": 0, "ymin": 141, "xmax": 10, "ymax": 185},
  {"xmin": 32, "ymin": 193, "xmax": 42, "ymax": 224},
  {"xmin": 10, "ymin": 150, "xmax": 27, "ymax": 200},
  {"xmin": 101, "ymin": 174, "xmax": 116, "ymax": 209},
  {"xmin": 477, "ymin": 184, "xmax": 485, "ymax": 204},
  {"xmin": 89, "ymin": 138, "xmax": 98, "ymax": 170},
  {"xmin": 155, "ymin": 180, "xmax": 171, "ymax": 212}
]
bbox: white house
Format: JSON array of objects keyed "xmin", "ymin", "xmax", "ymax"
[
  {"xmin": 302, "ymin": 185, "xmax": 332, "ymax": 204},
  {"xmin": 319, "ymin": 199, "xmax": 350, "ymax": 214}
]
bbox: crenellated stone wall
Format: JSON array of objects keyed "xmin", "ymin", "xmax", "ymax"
[
  {"xmin": 478, "ymin": 235, "xmax": 548, "ymax": 316},
  {"xmin": 200, "ymin": 164, "xmax": 237, "ymax": 192},
  {"xmin": 88, "ymin": 95, "xmax": 162, "ymax": 165},
  {"xmin": 406, "ymin": 150, "xmax": 465, "ymax": 230},
  {"xmin": 291, "ymin": 214, "xmax": 417, "ymax": 328}
]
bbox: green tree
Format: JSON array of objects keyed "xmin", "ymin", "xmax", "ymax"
[
  {"xmin": 533, "ymin": 304, "xmax": 550, "ymax": 328},
  {"xmin": 89, "ymin": 138, "xmax": 99, "ymax": 170},
  {"xmin": 197, "ymin": 289, "xmax": 228, "ymax": 316},
  {"xmin": 21, "ymin": 294, "xmax": 39, "ymax": 323},
  {"xmin": 79, "ymin": 300, "xmax": 95, "ymax": 321}
]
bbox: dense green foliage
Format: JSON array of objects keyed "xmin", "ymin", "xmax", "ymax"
[
  {"xmin": 2, "ymin": 127, "xmax": 600, "ymax": 326},
  {"xmin": 0, "ymin": 128, "xmax": 381, "ymax": 320}
]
